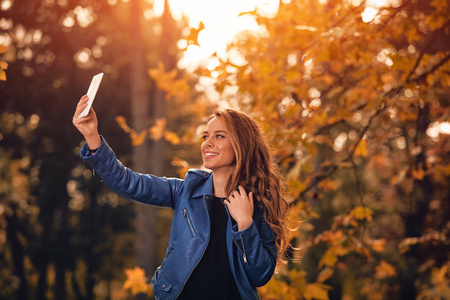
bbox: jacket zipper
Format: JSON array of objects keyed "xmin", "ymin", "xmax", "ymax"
[
  {"xmin": 232, "ymin": 234, "xmax": 248, "ymax": 265},
  {"xmin": 176, "ymin": 196, "xmax": 211, "ymax": 298},
  {"xmin": 183, "ymin": 208, "xmax": 196, "ymax": 236}
]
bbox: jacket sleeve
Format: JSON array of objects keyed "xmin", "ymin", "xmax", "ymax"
[
  {"xmin": 231, "ymin": 208, "xmax": 277, "ymax": 287},
  {"xmin": 80, "ymin": 137, "xmax": 184, "ymax": 209}
]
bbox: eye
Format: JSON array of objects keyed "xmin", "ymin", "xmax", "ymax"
[
  {"xmin": 216, "ymin": 134, "xmax": 225, "ymax": 139},
  {"xmin": 202, "ymin": 135, "xmax": 209, "ymax": 141}
]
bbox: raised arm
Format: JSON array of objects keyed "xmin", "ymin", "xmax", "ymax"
[{"xmin": 72, "ymin": 95, "xmax": 102, "ymax": 150}]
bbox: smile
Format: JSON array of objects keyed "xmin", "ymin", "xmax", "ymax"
[{"xmin": 204, "ymin": 152, "xmax": 219, "ymax": 158}]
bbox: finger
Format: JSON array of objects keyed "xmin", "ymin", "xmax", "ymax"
[
  {"xmin": 74, "ymin": 99, "xmax": 90, "ymax": 119},
  {"xmin": 73, "ymin": 114, "xmax": 91, "ymax": 125},
  {"xmin": 238, "ymin": 186, "xmax": 246, "ymax": 197},
  {"xmin": 77, "ymin": 95, "xmax": 89, "ymax": 107},
  {"xmin": 75, "ymin": 98, "xmax": 88, "ymax": 113}
]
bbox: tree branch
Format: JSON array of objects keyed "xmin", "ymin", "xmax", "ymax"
[
  {"xmin": 299, "ymin": 105, "xmax": 385, "ymax": 201},
  {"xmin": 405, "ymin": 19, "xmax": 450, "ymax": 84}
]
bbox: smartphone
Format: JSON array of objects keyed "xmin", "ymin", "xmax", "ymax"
[{"xmin": 79, "ymin": 72, "xmax": 104, "ymax": 118}]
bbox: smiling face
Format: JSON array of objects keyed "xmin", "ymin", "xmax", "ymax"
[{"xmin": 201, "ymin": 116, "xmax": 236, "ymax": 174}]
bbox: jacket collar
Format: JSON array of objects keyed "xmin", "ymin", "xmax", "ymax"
[{"xmin": 192, "ymin": 172, "xmax": 214, "ymax": 198}]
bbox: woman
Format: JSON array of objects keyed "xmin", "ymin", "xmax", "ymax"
[{"xmin": 73, "ymin": 95, "xmax": 289, "ymax": 300}]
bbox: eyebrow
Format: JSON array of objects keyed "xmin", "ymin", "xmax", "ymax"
[{"xmin": 203, "ymin": 130, "xmax": 228, "ymax": 134}]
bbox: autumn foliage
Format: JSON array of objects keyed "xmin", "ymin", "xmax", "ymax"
[
  {"xmin": 122, "ymin": 0, "xmax": 450, "ymax": 299},
  {"xmin": 1, "ymin": 0, "xmax": 449, "ymax": 299}
]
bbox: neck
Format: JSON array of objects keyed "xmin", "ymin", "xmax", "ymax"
[{"xmin": 212, "ymin": 168, "xmax": 232, "ymax": 198}]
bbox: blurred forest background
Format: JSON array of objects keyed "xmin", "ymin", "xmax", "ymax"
[{"xmin": 0, "ymin": 0, "xmax": 449, "ymax": 299}]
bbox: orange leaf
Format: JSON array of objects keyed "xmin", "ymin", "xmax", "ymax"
[
  {"xmin": 172, "ymin": 156, "xmax": 190, "ymax": 178},
  {"xmin": 115, "ymin": 116, "xmax": 131, "ymax": 133},
  {"xmin": 370, "ymin": 239, "xmax": 387, "ymax": 252},
  {"xmin": 317, "ymin": 178, "xmax": 337, "ymax": 192},
  {"xmin": 123, "ymin": 267, "xmax": 151, "ymax": 296},
  {"xmin": 317, "ymin": 267, "xmax": 334, "ymax": 283},
  {"xmin": 164, "ymin": 130, "xmax": 181, "ymax": 145},
  {"xmin": 304, "ymin": 283, "xmax": 331, "ymax": 300},
  {"xmin": 130, "ymin": 130, "xmax": 147, "ymax": 146},
  {"xmin": 375, "ymin": 261, "xmax": 396, "ymax": 279},
  {"xmin": 149, "ymin": 118, "xmax": 167, "ymax": 141},
  {"xmin": 412, "ymin": 167, "xmax": 425, "ymax": 180}
]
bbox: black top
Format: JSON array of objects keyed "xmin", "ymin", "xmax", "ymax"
[{"xmin": 177, "ymin": 196, "xmax": 242, "ymax": 300}]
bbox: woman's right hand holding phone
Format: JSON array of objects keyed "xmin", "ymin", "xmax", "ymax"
[{"xmin": 73, "ymin": 95, "xmax": 101, "ymax": 150}]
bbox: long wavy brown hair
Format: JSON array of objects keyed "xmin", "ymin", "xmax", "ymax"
[{"xmin": 212, "ymin": 108, "xmax": 289, "ymax": 260}]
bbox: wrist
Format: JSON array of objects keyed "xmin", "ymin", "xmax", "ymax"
[
  {"xmin": 237, "ymin": 219, "xmax": 253, "ymax": 231},
  {"xmin": 85, "ymin": 133, "xmax": 101, "ymax": 150}
]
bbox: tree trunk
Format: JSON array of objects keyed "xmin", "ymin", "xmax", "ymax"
[
  {"xmin": 399, "ymin": 103, "xmax": 433, "ymax": 299},
  {"xmin": 5, "ymin": 206, "xmax": 28, "ymax": 300},
  {"xmin": 129, "ymin": 0, "xmax": 158, "ymax": 286}
]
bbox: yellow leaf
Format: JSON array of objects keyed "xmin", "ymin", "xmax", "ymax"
[
  {"xmin": 319, "ymin": 248, "xmax": 338, "ymax": 268},
  {"xmin": 0, "ymin": 45, "xmax": 6, "ymax": 53},
  {"xmin": 304, "ymin": 283, "xmax": 331, "ymax": 300},
  {"xmin": 164, "ymin": 130, "xmax": 181, "ymax": 145},
  {"xmin": 354, "ymin": 139, "xmax": 368, "ymax": 157},
  {"xmin": 0, "ymin": 69, "xmax": 5, "ymax": 81},
  {"xmin": 350, "ymin": 206, "xmax": 373, "ymax": 222},
  {"xmin": 375, "ymin": 261, "xmax": 397, "ymax": 279},
  {"xmin": 0, "ymin": 61, "xmax": 8, "ymax": 69},
  {"xmin": 149, "ymin": 118, "xmax": 167, "ymax": 141}
]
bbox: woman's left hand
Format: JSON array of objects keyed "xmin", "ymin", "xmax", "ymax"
[{"xmin": 226, "ymin": 186, "xmax": 254, "ymax": 231}]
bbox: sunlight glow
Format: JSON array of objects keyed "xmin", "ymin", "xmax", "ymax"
[
  {"xmin": 362, "ymin": 0, "xmax": 387, "ymax": 23},
  {"xmin": 427, "ymin": 122, "xmax": 450, "ymax": 142},
  {"xmin": 1, "ymin": 0, "xmax": 12, "ymax": 11},
  {"xmin": 169, "ymin": 0, "xmax": 279, "ymax": 69}
]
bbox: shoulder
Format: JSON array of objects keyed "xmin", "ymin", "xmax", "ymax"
[{"xmin": 185, "ymin": 168, "xmax": 211, "ymax": 179}]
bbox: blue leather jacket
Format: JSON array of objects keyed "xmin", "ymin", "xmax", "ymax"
[{"xmin": 80, "ymin": 137, "xmax": 277, "ymax": 299}]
